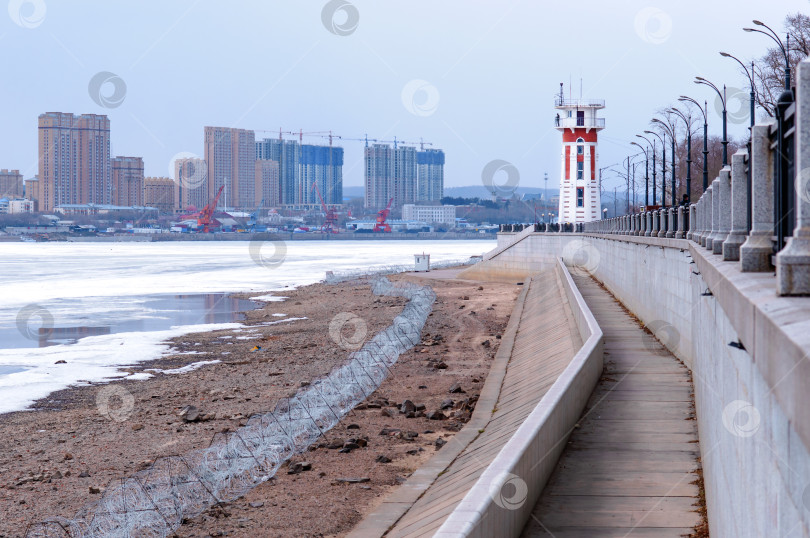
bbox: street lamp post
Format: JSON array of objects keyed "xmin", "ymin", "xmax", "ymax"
[
  {"xmin": 636, "ymin": 134, "xmax": 656, "ymax": 206},
  {"xmin": 719, "ymin": 51, "xmax": 758, "ymax": 230},
  {"xmin": 744, "ymin": 20, "xmax": 794, "ymax": 250},
  {"xmin": 645, "ymin": 130, "xmax": 667, "ymax": 208},
  {"xmin": 744, "ymin": 20, "xmax": 790, "ymax": 90},
  {"xmin": 720, "ymin": 52, "xmax": 756, "ymax": 130},
  {"xmin": 653, "ymin": 119, "xmax": 677, "ymax": 207},
  {"xmin": 623, "ymin": 154, "xmax": 636, "ymax": 214},
  {"xmin": 631, "ymin": 141, "xmax": 650, "ymax": 208},
  {"xmin": 679, "ymin": 96, "xmax": 709, "ymax": 192},
  {"xmin": 669, "ymin": 108, "xmax": 693, "ymax": 204},
  {"xmin": 695, "ymin": 77, "xmax": 728, "ymax": 166}
]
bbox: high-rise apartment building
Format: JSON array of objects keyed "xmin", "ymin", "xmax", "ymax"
[
  {"xmin": 255, "ymin": 138, "xmax": 343, "ymax": 206},
  {"xmin": 111, "ymin": 157, "xmax": 144, "ymax": 207},
  {"xmin": 174, "ymin": 157, "xmax": 208, "ymax": 212},
  {"xmin": 300, "ymin": 145, "xmax": 343, "ymax": 205},
  {"xmin": 0, "ymin": 169, "xmax": 23, "ymax": 198},
  {"xmin": 417, "ymin": 149, "xmax": 445, "ymax": 202},
  {"xmin": 256, "ymin": 138, "xmax": 299, "ymax": 206},
  {"xmin": 23, "ymin": 178, "xmax": 38, "ymax": 208},
  {"xmin": 393, "ymin": 146, "xmax": 417, "ymax": 208},
  {"xmin": 204, "ymin": 126, "xmax": 256, "ymax": 209},
  {"xmin": 38, "ymin": 112, "xmax": 111, "ymax": 212},
  {"xmin": 255, "ymin": 159, "xmax": 281, "ymax": 208},
  {"xmin": 364, "ymin": 144, "xmax": 417, "ymax": 209},
  {"xmin": 143, "ymin": 177, "xmax": 175, "ymax": 213},
  {"xmin": 364, "ymin": 144, "xmax": 392, "ymax": 209}
]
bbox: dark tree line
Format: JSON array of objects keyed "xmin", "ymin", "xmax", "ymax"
[{"xmin": 440, "ymin": 196, "xmax": 499, "ymax": 208}]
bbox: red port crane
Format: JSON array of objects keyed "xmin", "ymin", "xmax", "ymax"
[
  {"xmin": 198, "ymin": 185, "xmax": 224, "ymax": 233},
  {"xmin": 373, "ymin": 198, "xmax": 394, "ymax": 232},
  {"xmin": 310, "ymin": 183, "xmax": 338, "ymax": 233}
]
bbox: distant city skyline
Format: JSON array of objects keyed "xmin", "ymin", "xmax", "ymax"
[{"xmin": 29, "ymin": 110, "xmax": 445, "ymax": 212}]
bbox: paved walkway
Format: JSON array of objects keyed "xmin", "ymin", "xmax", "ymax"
[
  {"xmin": 522, "ymin": 273, "xmax": 701, "ymax": 537},
  {"xmin": 383, "ymin": 269, "xmax": 582, "ymax": 537}
]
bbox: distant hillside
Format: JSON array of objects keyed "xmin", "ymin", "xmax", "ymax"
[
  {"xmin": 343, "ymin": 186, "xmax": 364, "ymax": 199},
  {"xmin": 343, "ymin": 184, "xmax": 638, "ymax": 218},
  {"xmin": 343, "ymin": 185, "xmax": 561, "ymax": 201},
  {"xmin": 443, "ymin": 185, "xmax": 559, "ymax": 200}
]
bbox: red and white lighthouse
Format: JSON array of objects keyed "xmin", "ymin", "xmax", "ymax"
[{"xmin": 554, "ymin": 85, "xmax": 605, "ymax": 223}]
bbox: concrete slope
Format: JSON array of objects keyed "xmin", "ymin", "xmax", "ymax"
[{"xmin": 383, "ymin": 268, "xmax": 583, "ymax": 537}]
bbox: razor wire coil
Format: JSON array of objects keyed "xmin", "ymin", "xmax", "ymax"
[{"xmin": 26, "ymin": 276, "xmax": 435, "ymax": 538}]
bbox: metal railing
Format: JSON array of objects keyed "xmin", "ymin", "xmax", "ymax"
[
  {"xmin": 555, "ymin": 117, "xmax": 606, "ymax": 129},
  {"xmin": 497, "ymin": 223, "xmax": 582, "ymax": 233},
  {"xmin": 554, "ymin": 98, "xmax": 606, "ymax": 108},
  {"xmin": 773, "ymin": 96, "xmax": 796, "ymax": 253}
]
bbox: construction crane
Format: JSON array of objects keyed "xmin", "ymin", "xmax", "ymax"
[
  {"xmin": 310, "ymin": 183, "xmax": 338, "ymax": 233},
  {"xmin": 255, "ymin": 129, "xmax": 341, "ymax": 146},
  {"xmin": 373, "ymin": 198, "xmax": 394, "ymax": 233},
  {"xmin": 339, "ymin": 134, "xmax": 433, "ymax": 149},
  {"xmin": 257, "ymin": 130, "xmax": 433, "ymax": 150},
  {"xmin": 298, "ymin": 130, "xmax": 338, "ymax": 146}
]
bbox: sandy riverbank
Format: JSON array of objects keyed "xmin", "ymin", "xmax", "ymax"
[{"xmin": 0, "ymin": 272, "xmax": 519, "ymax": 537}]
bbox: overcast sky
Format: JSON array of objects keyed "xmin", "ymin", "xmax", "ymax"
[{"xmin": 2, "ymin": 0, "xmax": 807, "ymax": 193}]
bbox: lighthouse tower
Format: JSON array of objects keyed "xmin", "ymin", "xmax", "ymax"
[{"xmin": 554, "ymin": 84, "xmax": 605, "ymax": 224}]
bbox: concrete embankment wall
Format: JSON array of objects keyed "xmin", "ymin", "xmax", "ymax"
[
  {"xmin": 482, "ymin": 232, "xmax": 810, "ymax": 538},
  {"xmin": 458, "ymin": 233, "xmax": 567, "ymax": 281}
]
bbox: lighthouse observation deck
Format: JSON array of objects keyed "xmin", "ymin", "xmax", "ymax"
[
  {"xmin": 554, "ymin": 97, "xmax": 606, "ymax": 131},
  {"xmin": 555, "ymin": 116, "xmax": 606, "ymax": 129}
]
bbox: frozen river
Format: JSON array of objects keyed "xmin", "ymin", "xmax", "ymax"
[{"xmin": 0, "ymin": 239, "xmax": 493, "ymax": 413}]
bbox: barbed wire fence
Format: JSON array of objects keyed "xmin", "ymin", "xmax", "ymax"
[
  {"xmin": 26, "ymin": 276, "xmax": 435, "ymax": 538},
  {"xmin": 324, "ymin": 255, "xmax": 481, "ymax": 284}
]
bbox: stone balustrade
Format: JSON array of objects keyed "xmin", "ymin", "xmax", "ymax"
[{"xmin": 583, "ymin": 57, "xmax": 810, "ymax": 296}]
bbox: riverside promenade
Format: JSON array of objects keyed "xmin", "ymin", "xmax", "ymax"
[
  {"xmin": 522, "ymin": 272, "xmax": 700, "ymax": 537},
  {"xmin": 350, "ymin": 261, "xmax": 703, "ymax": 537}
]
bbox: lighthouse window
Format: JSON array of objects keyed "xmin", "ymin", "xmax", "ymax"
[
  {"xmin": 577, "ymin": 145, "xmax": 584, "ymax": 155},
  {"xmin": 576, "ymin": 187, "xmax": 584, "ymax": 207},
  {"xmin": 576, "ymin": 161, "xmax": 584, "ymax": 179}
]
